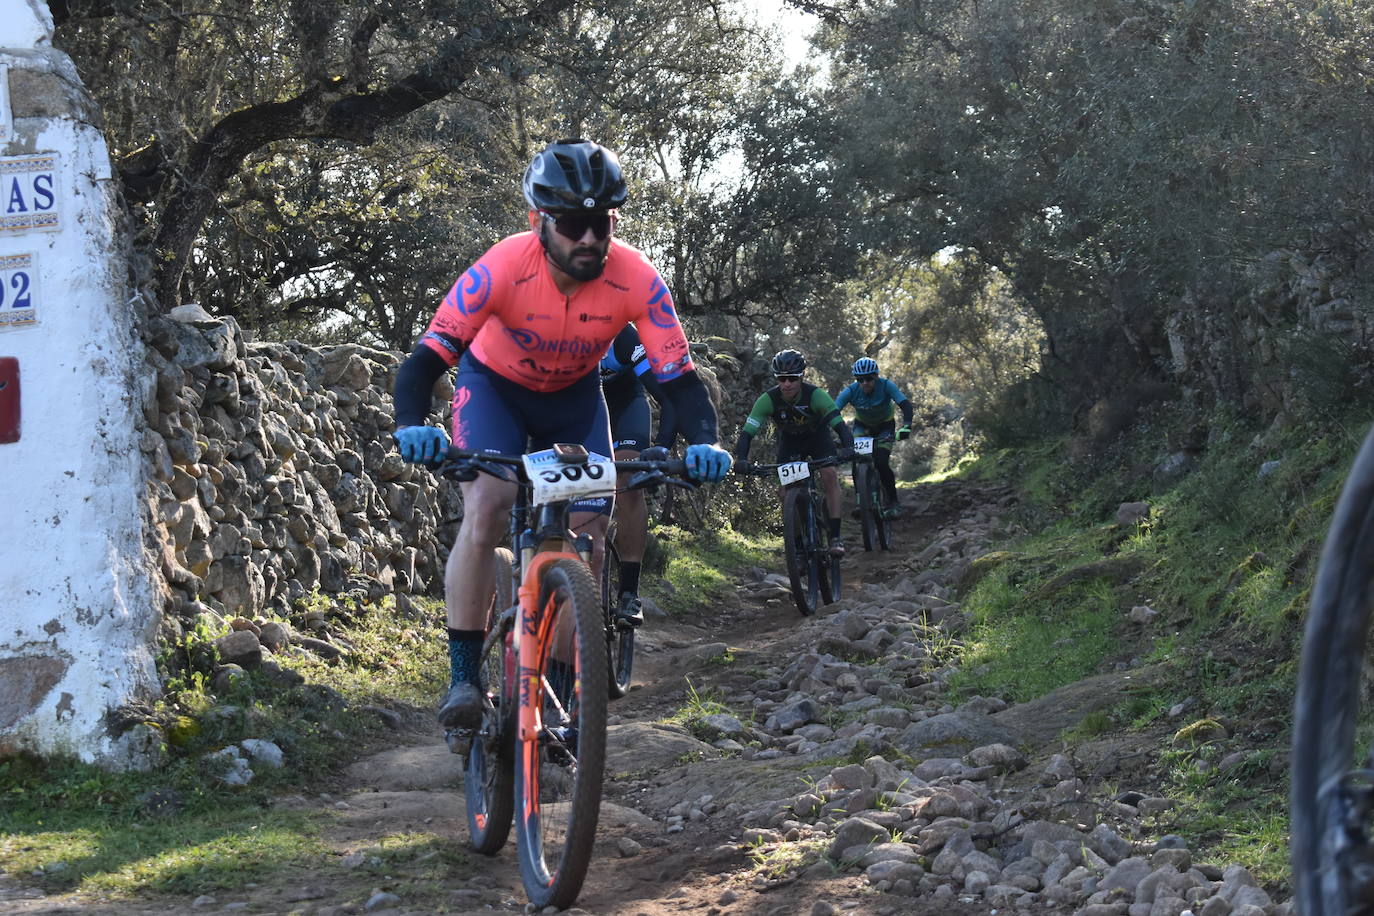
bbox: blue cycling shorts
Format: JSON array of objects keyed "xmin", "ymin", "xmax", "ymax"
[
  {"xmin": 607, "ymin": 387, "xmax": 652, "ymax": 453},
  {"xmin": 450, "ymin": 353, "xmax": 613, "ymax": 460}
]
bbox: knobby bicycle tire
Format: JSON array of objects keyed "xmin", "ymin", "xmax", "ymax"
[
  {"xmin": 856, "ymin": 463, "xmax": 878, "ymax": 552},
  {"xmin": 820, "ymin": 485, "xmax": 840, "ymax": 605},
  {"xmin": 601, "ymin": 532, "xmax": 635, "ymax": 699},
  {"xmin": 466, "ymin": 547, "xmax": 517, "ymax": 855},
  {"xmin": 1293, "ymin": 427, "xmax": 1374, "ymax": 916},
  {"xmin": 515, "ymin": 558, "xmax": 608, "ymax": 909},
  {"xmin": 783, "ymin": 486, "xmax": 820, "ymax": 616},
  {"xmin": 872, "ymin": 464, "xmax": 893, "ymax": 552}
]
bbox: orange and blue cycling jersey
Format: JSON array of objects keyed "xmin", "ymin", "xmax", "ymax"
[{"xmin": 419, "ymin": 232, "xmax": 695, "ymax": 393}]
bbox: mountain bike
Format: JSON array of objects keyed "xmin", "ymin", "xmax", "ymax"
[
  {"xmin": 601, "ymin": 449, "xmax": 698, "ymax": 699},
  {"xmin": 852, "ymin": 435, "xmax": 893, "ymax": 552},
  {"xmin": 438, "ymin": 443, "xmax": 694, "ymax": 909},
  {"xmin": 1292, "ymin": 425, "xmax": 1374, "ymax": 916},
  {"xmin": 740, "ymin": 457, "xmax": 846, "ymax": 616}
]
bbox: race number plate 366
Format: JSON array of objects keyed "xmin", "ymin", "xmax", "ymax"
[
  {"xmin": 777, "ymin": 461, "xmax": 810, "ymax": 485},
  {"xmin": 522, "ymin": 448, "xmax": 617, "ymax": 504}
]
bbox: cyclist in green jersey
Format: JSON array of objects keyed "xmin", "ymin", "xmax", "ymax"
[
  {"xmin": 733, "ymin": 349, "xmax": 855, "ymax": 555},
  {"xmin": 833, "ymin": 356, "xmax": 914, "ymax": 517}
]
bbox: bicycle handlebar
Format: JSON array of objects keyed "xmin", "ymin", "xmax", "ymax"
[{"xmin": 435, "ymin": 447, "xmax": 697, "ymax": 491}]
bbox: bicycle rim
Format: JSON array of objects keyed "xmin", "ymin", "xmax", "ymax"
[
  {"xmin": 816, "ymin": 491, "xmax": 839, "ymax": 605},
  {"xmin": 515, "ymin": 558, "xmax": 608, "ymax": 909},
  {"xmin": 601, "ymin": 534, "xmax": 634, "ymax": 699},
  {"xmin": 856, "ymin": 464, "xmax": 877, "ymax": 552},
  {"xmin": 1293, "ymin": 427, "xmax": 1374, "ymax": 916},
  {"xmin": 782, "ymin": 487, "xmax": 818, "ymax": 616},
  {"xmin": 466, "ymin": 547, "xmax": 516, "ymax": 855}
]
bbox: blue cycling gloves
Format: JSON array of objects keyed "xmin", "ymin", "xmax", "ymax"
[
  {"xmin": 394, "ymin": 425, "xmax": 449, "ymax": 465},
  {"xmin": 685, "ymin": 443, "xmax": 733, "ymax": 483}
]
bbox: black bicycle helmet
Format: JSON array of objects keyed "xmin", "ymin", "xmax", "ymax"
[
  {"xmin": 522, "ymin": 138, "xmax": 629, "ymax": 212},
  {"xmin": 771, "ymin": 349, "xmax": 807, "ymax": 376}
]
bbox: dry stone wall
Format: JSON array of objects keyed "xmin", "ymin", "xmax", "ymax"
[{"xmin": 143, "ymin": 305, "xmax": 461, "ymax": 639}]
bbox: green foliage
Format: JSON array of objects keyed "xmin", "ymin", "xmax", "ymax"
[
  {"xmin": 655, "ymin": 519, "xmax": 776, "ymax": 614},
  {"xmin": 948, "ymin": 568, "xmax": 1121, "ymax": 703},
  {"xmin": 0, "ymin": 587, "xmax": 452, "ymax": 898}
]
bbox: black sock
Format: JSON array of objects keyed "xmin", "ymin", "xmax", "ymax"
[
  {"xmin": 546, "ymin": 659, "xmax": 576, "ymax": 705},
  {"xmin": 619, "ymin": 561, "xmax": 642, "ymax": 596},
  {"xmin": 829, "ymin": 518, "xmax": 841, "ymax": 539},
  {"xmin": 446, "ymin": 627, "xmax": 484, "ymax": 687}
]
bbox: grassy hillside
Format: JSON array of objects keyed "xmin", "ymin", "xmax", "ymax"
[{"xmin": 937, "ymin": 405, "xmax": 1373, "ymax": 885}]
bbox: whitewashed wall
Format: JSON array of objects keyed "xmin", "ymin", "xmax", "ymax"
[{"xmin": 0, "ymin": 0, "xmax": 164, "ymax": 766}]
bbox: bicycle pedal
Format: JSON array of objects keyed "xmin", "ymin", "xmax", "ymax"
[{"xmin": 444, "ymin": 727, "xmax": 474, "ymax": 757}]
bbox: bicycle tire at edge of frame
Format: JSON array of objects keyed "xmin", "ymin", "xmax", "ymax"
[{"xmin": 1291, "ymin": 423, "xmax": 1374, "ymax": 916}]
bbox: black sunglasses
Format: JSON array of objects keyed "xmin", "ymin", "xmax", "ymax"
[
  {"xmin": 775, "ymin": 374, "xmax": 802, "ymax": 382},
  {"xmin": 540, "ymin": 209, "xmax": 614, "ymax": 241},
  {"xmin": 855, "ymin": 374, "xmax": 878, "ymax": 382}
]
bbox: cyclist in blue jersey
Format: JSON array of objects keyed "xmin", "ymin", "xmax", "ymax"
[
  {"xmin": 598, "ymin": 323, "xmax": 676, "ymax": 628},
  {"xmin": 834, "ymin": 357, "xmax": 914, "ymax": 517}
]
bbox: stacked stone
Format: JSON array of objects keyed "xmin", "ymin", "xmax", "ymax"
[{"xmin": 139, "ymin": 306, "xmax": 458, "ymax": 634}]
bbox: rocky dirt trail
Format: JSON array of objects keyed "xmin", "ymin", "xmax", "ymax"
[{"xmin": 2, "ymin": 479, "xmax": 1291, "ymax": 916}]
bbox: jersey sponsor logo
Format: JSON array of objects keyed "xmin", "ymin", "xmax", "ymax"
[
  {"xmin": 514, "ymin": 271, "xmax": 538, "ymax": 286},
  {"xmin": 518, "ymin": 356, "xmax": 588, "ymax": 378},
  {"xmin": 601, "ymin": 277, "xmax": 629, "ymax": 292},
  {"xmin": 450, "ymin": 264, "xmax": 493, "ymax": 316},
  {"xmin": 646, "ymin": 277, "xmax": 678, "ymax": 329},
  {"xmin": 504, "ymin": 327, "xmax": 602, "ymax": 357},
  {"xmin": 578, "ymin": 312, "xmax": 613, "ymax": 323}
]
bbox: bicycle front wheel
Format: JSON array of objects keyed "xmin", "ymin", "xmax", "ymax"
[
  {"xmin": 466, "ymin": 547, "xmax": 516, "ymax": 855},
  {"xmin": 855, "ymin": 463, "xmax": 878, "ymax": 552},
  {"xmin": 601, "ymin": 531, "xmax": 634, "ymax": 699},
  {"xmin": 515, "ymin": 558, "xmax": 608, "ymax": 910},
  {"xmin": 783, "ymin": 487, "xmax": 820, "ymax": 616},
  {"xmin": 1293, "ymin": 426, "xmax": 1374, "ymax": 916}
]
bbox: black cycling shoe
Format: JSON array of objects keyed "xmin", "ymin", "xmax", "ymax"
[
  {"xmin": 615, "ymin": 591, "xmax": 644, "ymax": 630},
  {"xmin": 437, "ymin": 681, "xmax": 483, "ymax": 730},
  {"xmin": 546, "ymin": 723, "xmax": 579, "ymax": 766}
]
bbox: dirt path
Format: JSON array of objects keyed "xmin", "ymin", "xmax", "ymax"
[{"xmin": 3, "ymin": 487, "xmax": 1016, "ymax": 915}]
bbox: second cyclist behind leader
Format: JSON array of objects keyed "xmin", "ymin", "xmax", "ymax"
[
  {"xmin": 390, "ymin": 138, "xmax": 732, "ymax": 731},
  {"xmin": 733, "ymin": 348, "xmax": 856, "ymax": 556},
  {"xmin": 597, "ymin": 322, "xmax": 679, "ymax": 629},
  {"xmin": 834, "ymin": 356, "xmax": 914, "ymax": 518}
]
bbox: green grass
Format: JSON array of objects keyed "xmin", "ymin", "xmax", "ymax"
[
  {"xmin": 661, "ymin": 678, "xmax": 742, "ymax": 741},
  {"xmin": 655, "ymin": 522, "xmax": 776, "ymax": 613},
  {"xmin": 0, "ymin": 590, "xmax": 453, "ymax": 900},
  {"xmin": 947, "ymin": 568, "xmax": 1122, "ymax": 702},
  {"xmin": 937, "ymin": 406, "xmax": 1374, "ymax": 889},
  {"xmin": 0, "ymin": 753, "xmax": 327, "ymax": 895}
]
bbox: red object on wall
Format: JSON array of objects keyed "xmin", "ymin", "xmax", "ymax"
[{"xmin": 0, "ymin": 357, "xmax": 19, "ymax": 443}]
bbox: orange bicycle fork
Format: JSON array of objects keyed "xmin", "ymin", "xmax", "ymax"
[{"xmin": 515, "ymin": 548, "xmax": 588, "ymax": 743}]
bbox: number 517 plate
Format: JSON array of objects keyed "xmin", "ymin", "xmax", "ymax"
[{"xmin": 777, "ymin": 461, "xmax": 810, "ymax": 485}]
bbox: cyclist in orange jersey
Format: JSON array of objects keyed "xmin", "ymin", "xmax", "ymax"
[{"xmin": 391, "ymin": 139, "xmax": 732, "ymax": 732}]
